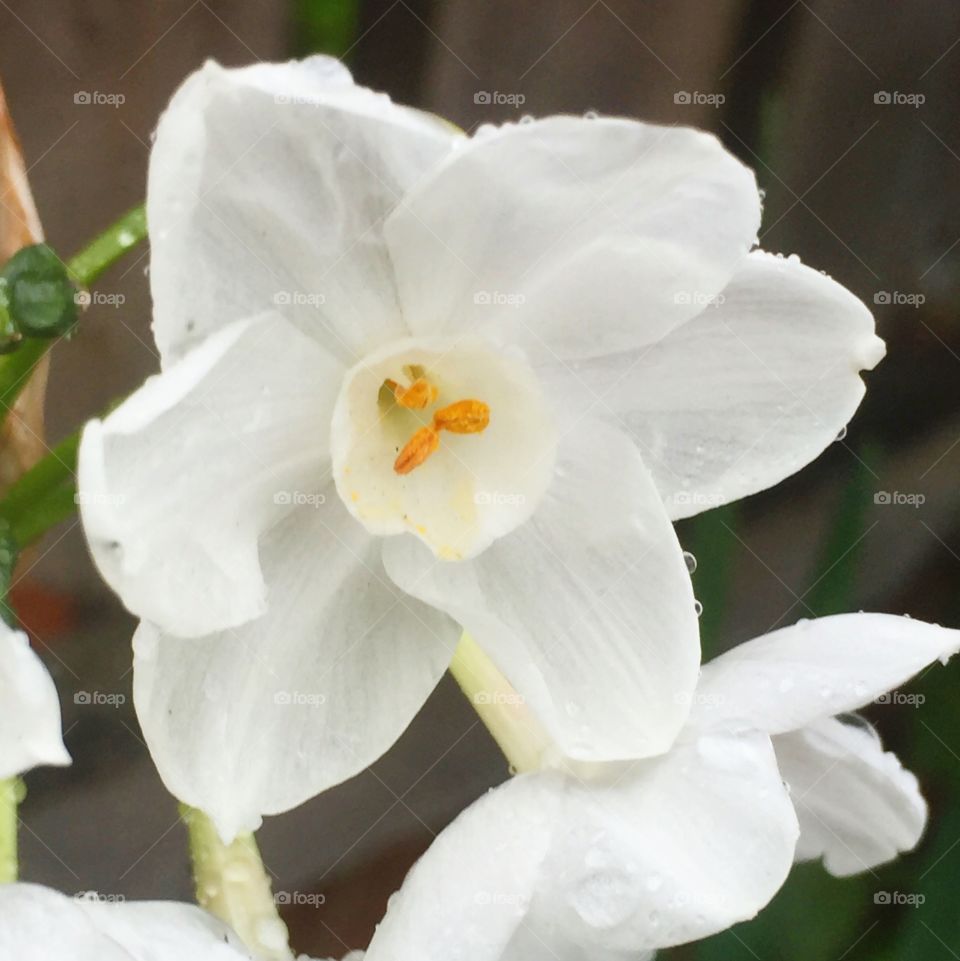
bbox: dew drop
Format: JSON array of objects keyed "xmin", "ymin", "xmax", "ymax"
[
  {"xmin": 835, "ymin": 425, "xmax": 848, "ymax": 441},
  {"xmin": 683, "ymin": 550, "xmax": 697, "ymax": 573},
  {"xmin": 584, "ymin": 109, "xmax": 599, "ymax": 119},
  {"xmin": 694, "ymin": 599, "xmax": 704, "ymax": 618}
]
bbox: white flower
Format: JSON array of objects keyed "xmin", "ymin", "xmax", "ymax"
[
  {"xmin": 0, "ymin": 883, "xmax": 255, "ymax": 960},
  {"xmin": 364, "ymin": 614, "xmax": 958, "ymax": 959},
  {"xmin": 77, "ymin": 57, "xmax": 883, "ymax": 840},
  {"xmin": 0, "ymin": 620, "xmax": 70, "ymax": 779}
]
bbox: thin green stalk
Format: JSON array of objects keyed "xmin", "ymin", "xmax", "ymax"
[
  {"xmin": 67, "ymin": 205, "xmax": 147, "ymax": 288},
  {"xmin": 448, "ymin": 632, "xmax": 554, "ymax": 773},
  {"xmin": 0, "ymin": 205, "xmax": 147, "ymax": 411},
  {"xmin": 0, "ymin": 778, "xmax": 23, "ymax": 883},
  {"xmin": 0, "ymin": 428, "xmax": 79, "ymax": 547},
  {"xmin": 181, "ymin": 806, "xmax": 292, "ymax": 960}
]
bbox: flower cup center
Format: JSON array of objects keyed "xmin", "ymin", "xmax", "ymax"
[{"xmin": 330, "ymin": 338, "xmax": 557, "ymax": 560}]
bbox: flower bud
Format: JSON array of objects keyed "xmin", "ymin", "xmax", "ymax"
[{"xmin": 0, "ymin": 243, "xmax": 77, "ymax": 339}]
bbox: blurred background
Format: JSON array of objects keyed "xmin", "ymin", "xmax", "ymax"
[{"xmin": 0, "ymin": 1, "xmax": 958, "ymax": 958}]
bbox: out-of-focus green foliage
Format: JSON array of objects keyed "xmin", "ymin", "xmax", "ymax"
[
  {"xmin": 681, "ymin": 502, "xmax": 742, "ymax": 661},
  {"xmin": 291, "ymin": 0, "xmax": 360, "ymax": 58}
]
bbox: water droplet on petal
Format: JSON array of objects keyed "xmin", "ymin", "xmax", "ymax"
[
  {"xmin": 694, "ymin": 599, "xmax": 704, "ymax": 617},
  {"xmin": 683, "ymin": 551, "xmax": 697, "ymax": 573},
  {"xmin": 835, "ymin": 425, "xmax": 848, "ymax": 441}
]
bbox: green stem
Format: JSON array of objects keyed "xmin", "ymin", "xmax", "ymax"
[
  {"xmin": 0, "ymin": 428, "xmax": 79, "ymax": 547},
  {"xmin": 67, "ymin": 205, "xmax": 147, "ymax": 288},
  {"xmin": 448, "ymin": 632, "xmax": 554, "ymax": 773},
  {"xmin": 181, "ymin": 806, "xmax": 292, "ymax": 960},
  {"xmin": 0, "ymin": 205, "xmax": 147, "ymax": 411},
  {"xmin": 0, "ymin": 778, "xmax": 23, "ymax": 883}
]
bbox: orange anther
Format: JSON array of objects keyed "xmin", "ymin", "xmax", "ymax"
[
  {"xmin": 432, "ymin": 399, "xmax": 490, "ymax": 434},
  {"xmin": 394, "ymin": 426, "xmax": 440, "ymax": 475},
  {"xmin": 385, "ymin": 377, "xmax": 439, "ymax": 410}
]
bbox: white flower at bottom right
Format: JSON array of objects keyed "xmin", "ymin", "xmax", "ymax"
[{"xmin": 364, "ymin": 613, "xmax": 959, "ymax": 961}]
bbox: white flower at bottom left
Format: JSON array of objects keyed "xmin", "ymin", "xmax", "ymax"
[
  {"xmin": 0, "ymin": 884, "xmax": 254, "ymax": 961},
  {"xmin": 0, "ymin": 620, "xmax": 70, "ymax": 779}
]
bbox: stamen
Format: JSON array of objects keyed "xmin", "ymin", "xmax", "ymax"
[
  {"xmin": 394, "ymin": 426, "xmax": 440, "ymax": 475},
  {"xmin": 385, "ymin": 377, "xmax": 438, "ymax": 410},
  {"xmin": 432, "ymin": 399, "xmax": 490, "ymax": 434},
  {"xmin": 392, "ymin": 398, "xmax": 491, "ymax": 476}
]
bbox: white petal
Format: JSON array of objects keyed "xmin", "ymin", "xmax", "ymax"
[
  {"xmin": 148, "ymin": 56, "xmax": 458, "ymax": 365},
  {"xmin": 0, "ymin": 622, "xmax": 70, "ymax": 779},
  {"xmin": 384, "ymin": 417, "xmax": 700, "ymax": 762},
  {"xmin": 774, "ymin": 717, "xmax": 926, "ymax": 877},
  {"xmin": 539, "ymin": 734, "xmax": 798, "ymax": 953},
  {"xmin": 366, "ymin": 733, "xmax": 797, "ymax": 960},
  {"xmin": 545, "ymin": 249, "xmax": 885, "ymax": 519},
  {"xmin": 78, "ymin": 313, "xmax": 341, "ymax": 639},
  {"xmin": 330, "ymin": 335, "xmax": 556, "ymax": 559},
  {"xmin": 134, "ymin": 496, "xmax": 457, "ymax": 842},
  {"xmin": 0, "ymin": 884, "xmax": 251, "ymax": 960},
  {"xmin": 689, "ymin": 613, "xmax": 960, "ymax": 736},
  {"xmin": 384, "ymin": 117, "xmax": 760, "ymax": 359},
  {"xmin": 365, "ymin": 773, "xmax": 559, "ymax": 961}
]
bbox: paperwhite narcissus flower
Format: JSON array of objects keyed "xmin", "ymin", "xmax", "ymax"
[
  {"xmin": 0, "ymin": 884, "xmax": 255, "ymax": 961},
  {"xmin": 365, "ymin": 615, "xmax": 959, "ymax": 960},
  {"xmin": 0, "ymin": 619, "xmax": 70, "ymax": 779},
  {"xmin": 77, "ymin": 56, "xmax": 883, "ymax": 840}
]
